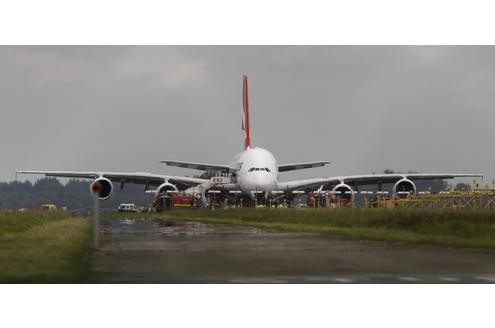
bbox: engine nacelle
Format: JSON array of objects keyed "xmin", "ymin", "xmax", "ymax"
[
  {"xmin": 156, "ymin": 182, "xmax": 179, "ymax": 196},
  {"xmin": 90, "ymin": 177, "xmax": 113, "ymax": 200},
  {"xmin": 393, "ymin": 178, "xmax": 416, "ymax": 198},
  {"xmin": 332, "ymin": 183, "xmax": 354, "ymax": 201}
]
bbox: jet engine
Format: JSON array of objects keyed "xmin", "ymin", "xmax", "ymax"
[
  {"xmin": 156, "ymin": 182, "xmax": 179, "ymax": 196},
  {"xmin": 90, "ymin": 177, "xmax": 113, "ymax": 200},
  {"xmin": 332, "ymin": 183, "xmax": 354, "ymax": 201},
  {"xmin": 393, "ymin": 178, "xmax": 416, "ymax": 198}
]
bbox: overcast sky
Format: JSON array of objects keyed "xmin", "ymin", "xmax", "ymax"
[{"xmin": 1, "ymin": 46, "xmax": 493, "ymax": 184}]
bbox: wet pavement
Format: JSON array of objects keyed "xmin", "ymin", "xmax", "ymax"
[{"xmin": 90, "ymin": 218, "xmax": 495, "ymax": 283}]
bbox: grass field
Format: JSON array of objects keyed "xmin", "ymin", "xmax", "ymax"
[
  {"xmin": 105, "ymin": 208, "xmax": 495, "ymax": 249},
  {"xmin": 0, "ymin": 211, "xmax": 92, "ymax": 283}
]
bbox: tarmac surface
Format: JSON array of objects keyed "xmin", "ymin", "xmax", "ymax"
[{"xmin": 91, "ymin": 218, "xmax": 495, "ymax": 283}]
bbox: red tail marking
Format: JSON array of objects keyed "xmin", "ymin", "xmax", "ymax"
[{"xmin": 242, "ymin": 75, "xmax": 251, "ymax": 149}]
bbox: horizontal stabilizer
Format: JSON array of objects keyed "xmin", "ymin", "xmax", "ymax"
[{"xmin": 160, "ymin": 160, "xmax": 232, "ymax": 172}]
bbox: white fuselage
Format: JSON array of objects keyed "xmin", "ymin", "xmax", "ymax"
[{"xmin": 230, "ymin": 147, "xmax": 279, "ymax": 194}]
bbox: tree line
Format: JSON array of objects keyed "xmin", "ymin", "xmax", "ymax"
[{"xmin": 0, "ymin": 178, "xmax": 153, "ymax": 210}]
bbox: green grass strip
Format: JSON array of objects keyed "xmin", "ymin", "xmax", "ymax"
[
  {"xmin": 0, "ymin": 217, "xmax": 92, "ymax": 283},
  {"xmin": 165, "ymin": 216, "xmax": 495, "ymax": 249},
  {"xmin": 0, "ymin": 210, "xmax": 69, "ymax": 236},
  {"xmin": 110, "ymin": 208, "xmax": 495, "ymax": 249}
]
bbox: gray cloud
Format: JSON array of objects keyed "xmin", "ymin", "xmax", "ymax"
[{"xmin": 1, "ymin": 46, "xmax": 492, "ymax": 185}]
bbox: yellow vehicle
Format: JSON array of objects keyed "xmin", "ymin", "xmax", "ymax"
[{"xmin": 40, "ymin": 204, "xmax": 57, "ymax": 211}]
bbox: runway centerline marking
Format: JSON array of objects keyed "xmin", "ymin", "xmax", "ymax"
[
  {"xmin": 398, "ymin": 276, "xmax": 421, "ymax": 282},
  {"xmin": 332, "ymin": 277, "xmax": 354, "ymax": 283},
  {"xmin": 438, "ymin": 277, "xmax": 459, "ymax": 282}
]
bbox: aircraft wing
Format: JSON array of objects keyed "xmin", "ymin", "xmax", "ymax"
[
  {"xmin": 278, "ymin": 161, "xmax": 331, "ymax": 172},
  {"xmin": 16, "ymin": 170, "xmax": 208, "ymax": 189},
  {"xmin": 160, "ymin": 160, "xmax": 232, "ymax": 172},
  {"xmin": 277, "ymin": 173, "xmax": 483, "ymax": 191},
  {"xmin": 277, "ymin": 177, "xmax": 341, "ymax": 191}
]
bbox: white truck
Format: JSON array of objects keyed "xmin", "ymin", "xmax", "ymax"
[{"xmin": 118, "ymin": 203, "xmax": 138, "ymax": 212}]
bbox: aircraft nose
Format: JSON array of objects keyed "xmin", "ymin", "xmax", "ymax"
[
  {"xmin": 252, "ymin": 174, "xmax": 265, "ymax": 185},
  {"xmin": 247, "ymin": 173, "xmax": 276, "ymax": 191}
]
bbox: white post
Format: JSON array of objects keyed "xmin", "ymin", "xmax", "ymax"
[{"xmin": 93, "ymin": 193, "xmax": 100, "ymax": 249}]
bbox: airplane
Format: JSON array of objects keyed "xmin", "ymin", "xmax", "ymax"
[{"xmin": 17, "ymin": 75, "xmax": 483, "ymax": 207}]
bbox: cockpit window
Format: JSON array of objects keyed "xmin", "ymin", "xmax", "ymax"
[{"xmin": 249, "ymin": 167, "xmax": 270, "ymax": 172}]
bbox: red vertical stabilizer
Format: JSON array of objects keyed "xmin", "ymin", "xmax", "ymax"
[{"xmin": 242, "ymin": 75, "xmax": 251, "ymax": 149}]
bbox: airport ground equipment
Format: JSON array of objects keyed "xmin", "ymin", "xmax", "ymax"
[
  {"xmin": 153, "ymin": 191, "xmax": 196, "ymax": 211},
  {"xmin": 150, "ymin": 187, "xmax": 495, "ymax": 210},
  {"xmin": 365, "ymin": 188, "xmax": 495, "ymax": 209}
]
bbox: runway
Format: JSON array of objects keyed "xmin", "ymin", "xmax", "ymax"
[{"xmin": 91, "ymin": 218, "xmax": 495, "ymax": 283}]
